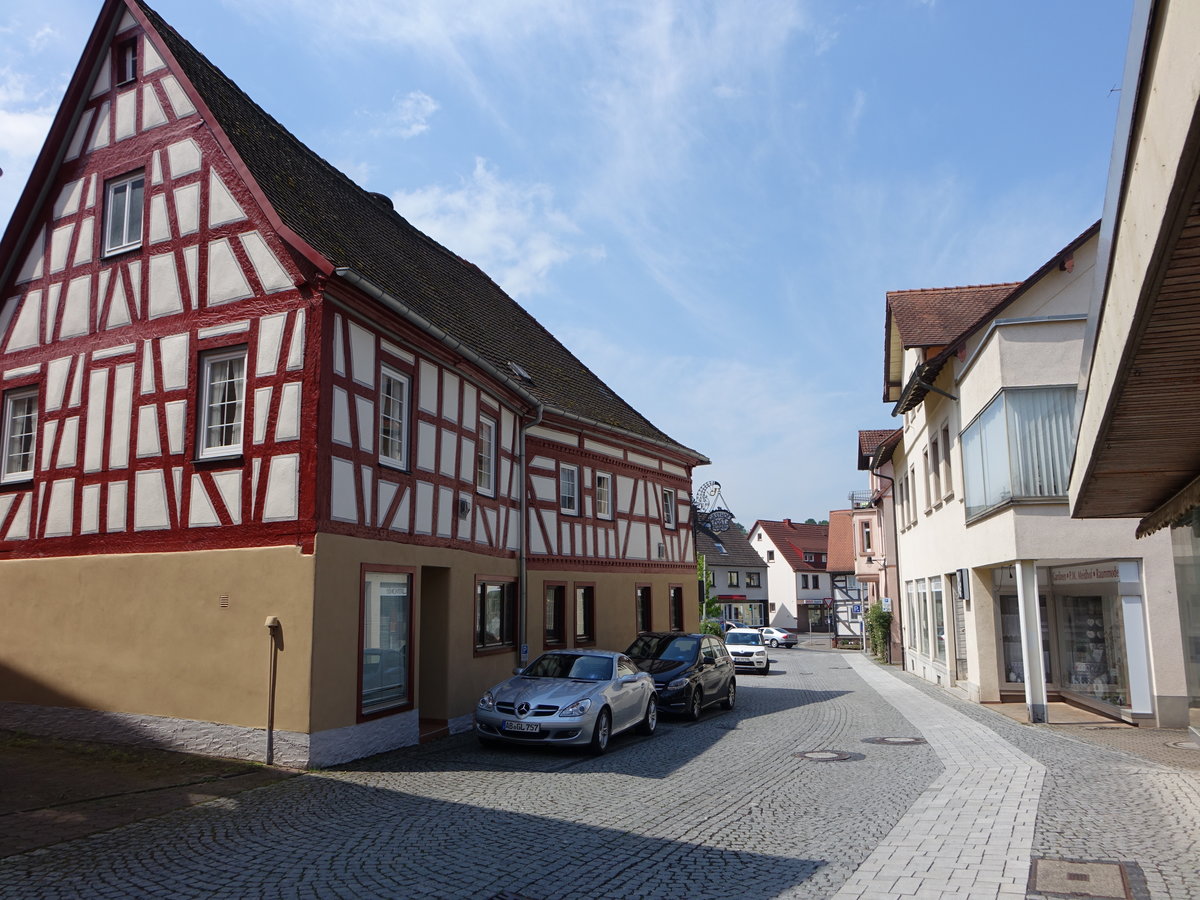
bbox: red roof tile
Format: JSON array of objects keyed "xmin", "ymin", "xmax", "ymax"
[
  {"xmin": 886, "ymin": 283, "xmax": 1021, "ymax": 349},
  {"xmin": 751, "ymin": 519, "xmax": 829, "ymax": 572}
]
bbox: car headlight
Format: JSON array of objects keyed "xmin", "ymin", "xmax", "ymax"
[
  {"xmin": 755, "ymin": 649, "xmax": 767, "ymax": 656},
  {"xmin": 477, "ymin": 691, "xmax": 495, "ymax": 711},
  {"xmin": 666, "ymin": 677, "xmax": 690, "ymax": 691},
  {"xmin": 559, "ymin": 698, "xmax": 593, "ymax": 718}
]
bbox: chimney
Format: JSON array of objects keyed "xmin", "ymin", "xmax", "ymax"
[{"xmin": 783, "ymin": 518, "xmax": 792, "ymax": 527}]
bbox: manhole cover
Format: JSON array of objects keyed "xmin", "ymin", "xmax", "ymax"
[
  {"xmin": 862, "ymin": 736, "xmax": 927, "ymax": 745},
  {"xmin": 792, "ymin": 750, "xmax": 864, "ymax": 762},
  {"xmin": 1166, "ymin": 739, "xmax": 1200, "ymax": 751},
  {"xmin": 1030, "ymin": 859, "xmax": 1135, "ymax": 899}
]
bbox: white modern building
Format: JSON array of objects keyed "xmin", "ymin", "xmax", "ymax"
[
  {"xmin": 882, "ymin": 224, "xmax": 1188, "ymax": 726},
  {"xmin": 748, "ymin": 519, "xmax": 830, "ymax": 632}
]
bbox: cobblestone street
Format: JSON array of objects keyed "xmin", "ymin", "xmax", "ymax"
[{"xmin": 2, "ymin": 648, "xmax": 1198, "ymax": 899}]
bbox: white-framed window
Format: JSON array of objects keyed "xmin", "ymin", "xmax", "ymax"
[
  {"xmin": 727, "ymin": 571, "xmax": 739, "ymax": 588},
  {"xmin": 962, "ymin": 387, "xmax": 1076, "ymax": 519},
  {"xmin": 940, "ymin": 424, "xmax": 953, "ymax": 498},
  {"xmin": 929, "ymin": 436, "xmax": 942, "ymax": 502},
  {"xmin": 2, "ymin": 386, "xmax": 38, "ymax": 483},
  {"xmin": 104, "ymin": 172, "xmax": 144, "ymax": 256},
  {"xmin": 116, "ymin": 38, "xmax": 138, "ymax": 85},
  {"xmin": 379, "ymin": 367, "xmax": 409, "ymax": 469},
  {"xmin": 860, "ymin": 520, "xmax": 873, "ymax": 554},
  {"xmin": 559, "ymin": 464, "xmax": 579, "ymax": 515},
  {"xmin": 908, "ymin": 464, "xmax": 917, "ymax": 526},
  {"xmin": 476, "ymin": 416, "xmax": 496, "ymax": 495},
  {"xmin": 804, "ymin": 552, "xmax": 814, "ymax": 562},
  {"xmin": 595, "ymin": 472, "xmax": 612, "ymax": 519},
  {"xmin": 662, "ymin": 488, "xmax": 676, "ymax": 528},
  {"xmin": 198, "ymin": 348, "xmax": 246, "ymax": 459},
  {"xmin": 922, "ymin": 448, "xmax": 933, "ymax": 511}
]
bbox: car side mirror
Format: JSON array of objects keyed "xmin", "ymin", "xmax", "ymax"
[
  {"xmin": 701, "ymin": 657, "xmax": 714, "ymax": 666},
  {"xmin": 513, "ymin": 666, "xmax": 525, "ymax": 676},
  {"xmin": 619, "ymin": 673, "xmax": 639, "ymax": 684}
]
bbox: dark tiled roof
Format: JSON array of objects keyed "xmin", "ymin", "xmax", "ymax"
[
  {"xmin": 886, "ymin": 283, "xmax": 1021, "ymax": 349},
  {"xmin": 751, "ymin": 520, "xmax": 828, "ymax": 572},
  {"xmin": 825, "ymin": 510, "xmax": 856, "ymax": 572},
  {"xmin": 136, "ymin": 2, "xmax": 698, "ymax": 456},
  {"xmin": 694, "ymin": 526, "xmax": 767, "ymax": 569},
  {"xmin": 857, "ymin": 428, "xmax": 901, "ymax": 469}
]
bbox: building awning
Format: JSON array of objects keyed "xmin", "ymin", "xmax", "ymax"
[{"xmin": 1136, "ymin": 470, "xmax": 1200, "ymax": 537}]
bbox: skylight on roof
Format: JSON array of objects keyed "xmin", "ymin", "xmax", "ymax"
[
  {"xmin": 506, "ymin": 361, "xmax": 532, "ymax": 382},
  {"xmin": 714, "ymin": 542, "xmax": 726, "ymax": 553}
]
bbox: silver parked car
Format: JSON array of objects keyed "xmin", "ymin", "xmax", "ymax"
[{"xmin": 475, "ymin": 649, "xmax": 658, "ymax": 754}]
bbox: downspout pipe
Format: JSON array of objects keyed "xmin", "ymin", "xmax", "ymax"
[{"xmin": 870, "ymin": 468, "xmax": 901, "ymax": 666}]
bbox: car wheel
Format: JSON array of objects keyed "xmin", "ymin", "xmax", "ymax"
[
  {"xmin": 589, "ymin": 707, "xmax": 612, "ymax": 755},
  {"xmin": 769, "ymin": 638, "xmax": 779, "ymax": 648},
  {"xmin": 761, "ymin": 663, "xmax": 771, "ymax": 675},
  {"xmin": 637, "ymin": 694, "xmax": 658, "ymax": 736},
  {"xmin": 721, "ymin": 680, "xmax": 736, "ymax": 710},
  {"xmin": 686, "ymin": 688, "xmax": 703, "ymax": 721}
]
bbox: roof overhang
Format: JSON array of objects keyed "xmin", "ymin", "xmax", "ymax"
[{"xmin": 1070, "ymin": 0, "xmax": 1200, "ymax": 533}]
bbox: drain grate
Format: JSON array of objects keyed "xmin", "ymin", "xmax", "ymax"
[
  {"xmin": 1030, "ymin": 858, "xmax": 1142, "ymax": 899},
  {"xmin": 792, "ymin": 750, "xmax": 864, "ymax": 762},
  {"xmin": 1166, "ymin": 739, "xmax": 1200, "ymax": 751}
]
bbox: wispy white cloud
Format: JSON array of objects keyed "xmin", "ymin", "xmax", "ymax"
[
  {"xmin": 390, "ymin": 157, "xmax": 602, "ymax": 298},
  {"xmin": 366, "ymin": 90, "xmax": 439, "ymax": 139},
  {"xmin": 847, "ymin": 88, "xmax": 866, "ymax": 137}
]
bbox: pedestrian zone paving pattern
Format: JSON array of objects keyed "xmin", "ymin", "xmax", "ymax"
[{"xmin": 2, "ymin": 652, "xmax": 1198, "ymax": 898}]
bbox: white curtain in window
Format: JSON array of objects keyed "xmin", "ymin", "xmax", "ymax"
[{"xmin": 1007, "ymin": 388, "xmax": 1075, "ymax": 498}]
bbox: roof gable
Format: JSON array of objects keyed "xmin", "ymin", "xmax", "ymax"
[
  {"xmin": 751, "ymin": 519, "xmax": 829, "ymax": 572},
  {"xmin": 0, "ymin": 0, "xmax": 305, "ymax": 356}
]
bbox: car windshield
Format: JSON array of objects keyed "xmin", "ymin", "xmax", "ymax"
[
  {"xmin": 725, "ymin": 632, "xmax": 762, "ymax": 646},
  {"xmin": 522, "ymin": 653, "xmax": 614, "ymax": 681},
  {"xmin": 626, "ymin": 635, "xmax": 699, "ymax": 662}
]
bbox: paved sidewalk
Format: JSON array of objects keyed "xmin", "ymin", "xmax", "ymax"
[{"xmin": 832, "ymin": 656, "xmax": 1042, "ymax": 899}]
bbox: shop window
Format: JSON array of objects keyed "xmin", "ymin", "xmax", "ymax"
[
  {"xmin": 669, "ymin": 585, "xmax": 684, "ymax": 632},
  {"xmin": 931, "ymin": 577, "xmax": 946, "ymax": 663},
  {"xmin": 544, "ymin": 583, "xmax": 565, "ymax": 645},
  {"xmin": 635, "ymin": 585, "xmax": 652, "ymax": 632},
  {"xmin": 904, "ymin": 582, "xmax": 917, "ymax": 650},
  {"xmin": 916, "ymin": 579, "xmax": 930, "ymax": 657},
  {"xmin": 104, "ymin": 171, "xmax": 144, "ymax": 255},
  {"xmin": 361, "ymin": 568, "xmax": 412, "ymax": 715},
  {"xmin": 962, "ymin": 387, "xmax": 1075, "ymax": 519},
  {"xmin": 574, "ymin": 584, "xmax": 595, "ymax": 644},
  {"xmin": 198, "ymin": 347, "xmax": 246, "ymax": 459},
  {"xmin": 379, "ymin": 367, "xmax": 410, "ymax": 469},
  {"xmin": 476, "ymin": 579, "xmax": 515, "ymax": 650},
  {"xmin": 2, "ymin": 386, "xmax": 37, "ymax": 483}
]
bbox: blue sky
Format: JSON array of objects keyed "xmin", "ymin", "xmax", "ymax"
[{"xmin": 0, "ymin": 1, "xmax": 1132, "ymax": 526}]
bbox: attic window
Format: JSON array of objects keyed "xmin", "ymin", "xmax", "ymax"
[
  {"xmin": 506, "ymin": 361, "xmax": 532, "ymax": 383},
  {"xmin": 116, "ymin": 38, "xmax": 138, "ymax": 85}
]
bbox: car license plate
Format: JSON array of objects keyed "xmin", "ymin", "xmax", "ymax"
[{"xmin": 502, "ymin": 720, "xmax": 540, "ymax": 733}]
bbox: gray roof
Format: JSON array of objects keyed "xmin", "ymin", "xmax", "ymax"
[
  {"xmin": 136, "ymin": 1, "xmax": 704, "ymax": 461},
  {"xmin": 695, "ymin": 527, "xmax": 767, "ymax": 568}
]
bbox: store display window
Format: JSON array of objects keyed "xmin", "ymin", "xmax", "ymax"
[{"xmin": 1051, "ymin": 564, "xmax": 1130, "ymax": 708}]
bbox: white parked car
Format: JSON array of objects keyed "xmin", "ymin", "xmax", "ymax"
[
  {"xmin": 759, "ymin": 627, "xmax": 796, "ymax": 649},
  {"xmin": 724, "ymin": 628, "xmax": 771, "ymax": 674}
]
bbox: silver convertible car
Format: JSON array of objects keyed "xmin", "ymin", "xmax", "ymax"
[{"xmin": 475, "ymin": 649, "xmax": 657, "ymax": 754}]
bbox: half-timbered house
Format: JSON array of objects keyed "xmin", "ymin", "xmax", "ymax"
[{"xmin": 0, "ymin": 0, "xmax": 707, "ymax": 767}]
